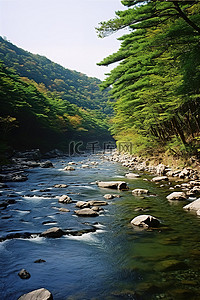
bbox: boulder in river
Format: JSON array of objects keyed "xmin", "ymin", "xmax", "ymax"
[
  {"xmin": 18, "ymin": 269, "xmax": 31, "ymax": 279},
  {"xmin": 125, "ymin": 173, "xmax": 140, "ymax": 179},
  {"xmin": 103, "ymin": 194, "xmax": 114, "ymax": 199},
  {"xmin": 183, "ymin": 198, "xmax": 200, "ymax": 212},
  {"xmin": 58, "ymin": 195, "xmax": 72, "ymax": 204},
  {"xmin": 152, "ymin": 176, "xmax": 168, "ymax": 182},
  {"xmin": 54, "ymin": 184, "xmax": 68, "ymax": 188},
  {"xmin": 131, "ymin": 215, "xmax": 160, "ymax": 228},
  {"xmin": 59, "ymin": 207, "xmax": 70, "ymax": 212},
  {"xmin": 64, "ymin": 166, "xmax": 75, "ymax": 171},
  {"xmin": 34, "ymin": 259, "xmax": 46, "ymax": 263},
  {"xmin": 97, "ymin": 181, "xmax": 128, "ymax": 190},
  {"xmin": 75, "ymin": 201, "xmax": 90, "ymax": 208},
  {"xmin": 82, "ymin": 164, "xmax": 90, "ymax": 168},
  {"xmin": 18, "ymin": 288, "xmax": 53, "ymax": 300},
  {"xmin": 132, "ymin": 189, "xmax": 149, "ymax": 195},
  {"xmin": 68, "ymin": 161, "xmax": 77, "ymax": 165},
  {"xmin": 74, "ymin": 208, "xmax": 99, "ymax": 217},
  {"xmin": 166, "ymin": 192, "xmax": 187, "ymax": 201},
  {"xmin": 88, "ymin": 200, "xmax": 108, "ymax": 206},
  {"xmin": 40, "ymin": 161, "xmax": 54, "ymax": 168},
  {"xmin": 40, "ymin": 227, "xmax": 64, "ymax": 238}
]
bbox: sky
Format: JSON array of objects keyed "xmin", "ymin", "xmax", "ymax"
[{"xmin": 0, "ymin": 0, "xmax": 126, "ymax": 80}]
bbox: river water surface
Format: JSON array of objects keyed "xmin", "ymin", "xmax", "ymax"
[{"xmin": 0, "ymin": 153, "xmax": 200, "ymax": 299}]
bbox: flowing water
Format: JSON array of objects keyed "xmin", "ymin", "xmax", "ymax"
[{"xmin": 0, "ymin": 153, "xmax": 200, "ymax": 300}]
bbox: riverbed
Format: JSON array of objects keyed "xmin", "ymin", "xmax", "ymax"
[{"xmin": 0, "ymin": 153, "xmax": 200, "ymax": 299}]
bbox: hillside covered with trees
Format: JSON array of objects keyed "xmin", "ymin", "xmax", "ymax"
[
  {"xmin": 0, "ymin": 38, "xmax": 112, "ymax": 156},
  {"xmin": 97, "ymin": 0, "xmax": 200, "ymax": 159}
]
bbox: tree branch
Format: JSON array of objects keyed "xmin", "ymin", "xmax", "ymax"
[{"xmin": 173, "ymin": 1, "xmax": 200, "ymax": 35}]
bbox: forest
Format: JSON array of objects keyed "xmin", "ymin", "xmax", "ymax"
[
  {"xmin": 0, "ymin": 38, "xmax": 112, "ymax": 158},
  {"xmin": 97, "ymin": 0, "xmax": 200, "ymax": 159}
]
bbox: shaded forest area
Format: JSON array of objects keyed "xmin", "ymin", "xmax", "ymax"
[
  {"xmin": 97, "ymin": 0, "xmax": 200, "ymax": 159},
  {"xmin": 0, "ymin": 37, "xmax": 112, "ymax": 158}
]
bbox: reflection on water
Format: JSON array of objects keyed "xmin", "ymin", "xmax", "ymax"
[{"xmin": 0, "ymin": 154, "xmax": 200, "ymax": 299}]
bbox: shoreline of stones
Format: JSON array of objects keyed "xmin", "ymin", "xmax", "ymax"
[{"xmin": 102, "ymin": 151, "xmax": 200, "ymax": 221}]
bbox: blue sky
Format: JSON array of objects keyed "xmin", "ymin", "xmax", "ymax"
[{"xmin": 0, "ymin": 0, "xmax": 125, "ymax": 80}]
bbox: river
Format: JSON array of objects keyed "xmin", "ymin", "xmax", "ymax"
[{"xmin": 0, "ymin": 153, "xmax": 200, "ymax": 299}]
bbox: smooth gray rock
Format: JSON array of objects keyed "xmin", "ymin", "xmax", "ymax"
[
  {"xmin": 183, "ymin": 198, "xmax": 200, "ymax": 212},
  {"xmin": 125, "ymin": 173, "xmax": 140, "ymax": 179},
  {"xmin": 132, "ymin": 189, "xmax": 149, "ymax": 195},
  {"xmin": 40, "ymin": 227, "xmax": 64, "ymax": 238},
  {"xmin": 58, "ymin": 195, "xmax": 72, "ymax": 204},
  {"xmin": 64, "ymin": 166, "xmax": 75, "ymax": 171},
  {"xmin": 59, "ymin": 207, "xmax": 70, "ymax": 212},
  {"xmin": 131, "ymin": 215, "xmax": 160, "ymax": 228},
  {"xmin": 98, "ymin": 181, "xmax": 128, "ymax": 190},
  {"xmin": 152, "ymin": 176, "xmax": 168, "ymax": 182},
  {"xmin": 74, "ymin": 208, "xmax": 99, "ymax": 217},
  {"xmin": 166, "ymin": 192, "xmax": 187, "ymax": 201},
  {"xmin": 54, "ymin": 184, "xmax": 68, "ymax": 188},
  {"xmin": 75, "ymin": 201, "xmax": 90, "ymax": 208},
  {"xmin": 18, "ymin": 288, "xmax": 53, "ymax": 300}
]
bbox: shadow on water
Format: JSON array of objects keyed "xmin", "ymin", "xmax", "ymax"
[{"xmin": 0, "ymin": 154, "xmax": 200, "ymax": 299}]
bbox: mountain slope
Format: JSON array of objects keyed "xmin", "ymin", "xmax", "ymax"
[
  {"xmin": 0, "ymin": 37, "xmax": 113, "ymax": 156},
  {"xmin": 0, "ymin": 36, "xmax": 111, "ymax": 114}
]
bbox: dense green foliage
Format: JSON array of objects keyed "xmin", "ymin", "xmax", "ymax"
[
  {"xmin": 0, "ymin": 37, "xmax": 111, "ymax": 114},
  {"xmin": 97, "ymin": 0, "xmax": 200, "ymax": 158},
  {"xmin": 0, "ymin": 39, "xmax": 112, "ymax": 154}
]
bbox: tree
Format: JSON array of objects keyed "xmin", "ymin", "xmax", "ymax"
[{"xmin": 97, "ymin": 0, "xmax": 200, "ymax": 156}]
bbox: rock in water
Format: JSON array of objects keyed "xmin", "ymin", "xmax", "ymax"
[
  {"xmin": 131, "ymin": 215, "xmax": 160, "ymax": 228},
  {"xmin": 75, "ymin": 201, "xmax": 90, "ymax": 208},
  {"xmin": 34, "ymin": 259, "xmax": 46, "ymax": 263},
  {"xmin": 152, "ymin": 176, "xmax": 168, "ymax": 182},
  {"xmin": 59, "ymin": 207, "xmax": 70, "ymax": 212},
  {"xmin": 88, "ymin": 200, "xmax": 108, "ymax": 206},
  {"xmin": 97, "ymin": 181, "xmax": 128, "ymax": 190},
  {"xmin": 64, "ymin": 166, "xmax": 75, "ymax": 171},
  {"xmin": 40, "ymin": 227, "xmax": 64, "ymax": 238},
  {"xmin": 183, "ymin": 198, "xmax": 200, "ymax": 212},
  {"xmin": 132, "ymin": 189, "xmax": 149, "ymax": 195},
  {"xmin": 74, "ymin": 208, "xmax": 99, "ymax": 217},
  {"xmin": 18, "ymin": 288, "xmax": 53, "ymax": 300},
  {"xmin": 40, "ymin": 161, "xmax": 53, "ymax": 168},
  {"xmin": 166, "ymin": 192, "xmax": 187, "ymax": 201},
  {"xmin": 103, "ymin": 194, "xmax": 114, "ymax": 199},
  {"xmin": 58, "ymin": 195, "xmax": 72, "ymax": 203},
  {"xmin": 125, "ymin": 173, "xmax": 140, "ymax": 179},
  {"xmin": 18, "ymin": 269, "xmax": 31, "ymax": 279},
  {"xmin": 54, "ymin": 184, "xmax": 68, "ymax": 188}
]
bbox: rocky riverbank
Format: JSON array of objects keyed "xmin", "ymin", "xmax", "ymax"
[{"xmin": 103, "ymin": 151, "xmax": 200, "ymax": 215}]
